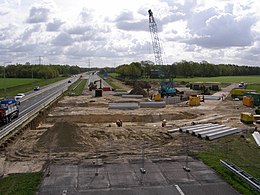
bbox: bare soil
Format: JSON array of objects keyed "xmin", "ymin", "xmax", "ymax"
[{"xmin": 1, "ymin": 82, "xmax": 259, "ymax": 175}]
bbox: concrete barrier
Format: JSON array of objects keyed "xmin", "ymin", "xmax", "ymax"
[
  {"xmin": 108, "ymin": 102, "xmax": 139, "ymax": 109},
  {"xmin": 122, "ymin": 95, "xmax": 144, "ymax": 98},
  {"xmin": 140, "ymin": 101, "xmax": 166, "ymax": 108}
]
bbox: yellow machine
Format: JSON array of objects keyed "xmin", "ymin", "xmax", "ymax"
[
  {"xmin": 189, "ymin": 96, "xmax": 200, "ymax": 106},
  {"xmin": 240, "ymin": 112, "xmax": 254, "ymax": 124},
  {"xmin": 231, "ymin": 88, "xmax": 256, "ymax": 99},
  {"xmin": 153, "ymin": 94, "xmax": 161, "ymax": 101},
  {"xmin": 242, "ymin": 96, "xmax": 254, "ymax": 107}
]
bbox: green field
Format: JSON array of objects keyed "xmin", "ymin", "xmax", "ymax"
[
  {"xmin": 174, "ymin": 76, "xmax": 260, "ymax": 84},
  {"xmin": 0, "ymin": 77, "xmax": 68, "ymax": 98},
  {"xmin": 0, "ymin": 78, "xmax": 41, "ymax": 89},
  {"xmin": 246, "ymin": 84, "xmax": 260, "ymax": 92},
  {"xmin": 68, "ymin": 79, "xmax": 87, "ymax": 95},
  {"xmin": 0, "ymin": 172, "xmax": 42, "ymax": 195},
  {"xmin": 110, "ymin": 74, "xmax": 260, "ymax": 84},
  {"xmin": 197, "ymin": 133, "xmax": 260, "ymax": 195}
]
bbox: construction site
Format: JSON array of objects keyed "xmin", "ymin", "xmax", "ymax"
[
  {"xmin": 0, "ymin": 74, "xmax": 259, "ymax": 194},
  {"xmin": 0, "ymin": 8, "xmax": 259, "ymax": 195}
]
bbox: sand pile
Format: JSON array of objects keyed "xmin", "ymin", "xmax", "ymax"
[{"xmin": 36, "ymin": 121, "xmax": 85, "ymax": 152}]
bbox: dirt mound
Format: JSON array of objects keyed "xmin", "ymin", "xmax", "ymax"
[
  {"xmin": 129, "ymin": 86, "xmax": 148, "ymax": 96},
  {"xmin": 36, "ymin": 122, "xmax": 85, "ymax": 152},
  {"xmin": 128, "ymin": 81, "xmax": 151, "ymax": 97}
]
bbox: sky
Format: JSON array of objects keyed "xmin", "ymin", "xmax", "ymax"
[{"xmin": 1, "ymin": 0, "xmax": 260, "ymax": 68}]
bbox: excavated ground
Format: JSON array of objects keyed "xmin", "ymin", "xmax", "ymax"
[{"xmin": 1, "ymin": 84, "xmax": 258, "ymax": 175}]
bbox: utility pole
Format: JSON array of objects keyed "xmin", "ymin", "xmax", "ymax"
[
  {"xmin": 37, "ymin": 56, "xmax": 44, "ymax": 65},
  {"xmin": 88, "ymin": 59, "xmax": 91, "ymax": 69}
]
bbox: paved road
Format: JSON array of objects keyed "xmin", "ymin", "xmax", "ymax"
[{"xmin": 37, "ymin": 156, "xmax": 239, "ymax": 195}]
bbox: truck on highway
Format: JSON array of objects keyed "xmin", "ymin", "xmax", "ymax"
[{"xmin": 0, "ymin": 99, "xmax": 19, "ymax": 124}]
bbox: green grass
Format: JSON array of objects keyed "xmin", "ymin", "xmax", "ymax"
[
  {"xmin": 71, "ymin": 79, "xmax": 87, "ymax": 95},
  {"xmin": 196, "ymin": 133, "xmax": 260, "ymax": 195},
  {"xmin": 0, "ymin": 78, "xmax": 41, "ymax": 89},
  {"xmin": 0, "ymin": 172, "xmax": 42, "ymax": 195},
  {"xmin": 0, "ymin": 77, "xmax": 68, "ymax": 98},
  {"xmin": 174, "ymin": 76, "xmax": 260, "ymax": 84},
  {"xmin": 98, "ymin": 74, "xmax": 122, "ymax": 90},
  {"xmin": 246, "ymin": 84, "xmax": 260, "ymax": 92},
  {"xmin": 111, "ymin": 75, "xmax": 260, "ymax": 84}
]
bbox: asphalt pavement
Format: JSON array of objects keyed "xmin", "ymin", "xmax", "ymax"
[{"xmin": 37, "ymin": 156, "xmax": 239, "ymax": 195}]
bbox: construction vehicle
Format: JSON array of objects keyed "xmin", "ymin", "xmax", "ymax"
[
  {"xmin": 0, "ymin": 99, "xmax": 19, "ymax": 124},
  {"xmin": 159, "ymin": 80, "xmax": 177, "ymax": 97},
  {"xmin": 231, "ymin": 88, "xmax": 256, "ymax": 99},
  {"xmin": 256, "ymin": 107, "xmax": 260, "ymax": 114},
  {"xmin": 148, "ymin": 9, "xmax": 179, "ymax": 98},
  {"xmin": 240, "ymin": 112, "xmax": 254, "ymax": 124},
  {"xmin": 88, "ymin": 79, "xmax": 102, "ymax": 91}
]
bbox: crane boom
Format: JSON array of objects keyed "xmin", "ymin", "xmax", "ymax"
[{"xmin": 148, "ymin": 9, "xmax": 163, "ymax": 65}]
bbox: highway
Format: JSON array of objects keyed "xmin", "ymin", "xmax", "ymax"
[
  {"xmin": 0, "ymin": 75, "xmax": 80, "ymax": 138},
  {"xmin": 0, "ymin": 71, "xmax": 110, "ymax": 139}
]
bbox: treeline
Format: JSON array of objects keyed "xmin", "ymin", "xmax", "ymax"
[
  {"xmin": 0, "ymin": 64, "xmax": 89, "ymax": 79},
  {"xmin": 110, "ymin": 60, "xmax": 260, "ymax": 79}
]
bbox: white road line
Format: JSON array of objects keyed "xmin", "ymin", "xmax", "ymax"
[{"xmin": 175, "ymin": 184, "xmax": 185, "ymax": 195}]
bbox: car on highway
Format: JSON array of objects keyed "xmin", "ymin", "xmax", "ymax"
[
  {"xmin": 68, "ymin": 80, "xmax": 72, "ymax": 83},
  {"xmin": 15, "ymin": 93, "xmax": 25, "ymax": 101},
  {"xmin": 34, "ymin": 86, "xmax": 40, "ymax": 91}
]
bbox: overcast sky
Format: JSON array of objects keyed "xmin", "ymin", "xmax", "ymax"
[{"xmin": 1, "ymin": 0, "xmax": 260, "ymax": 68}]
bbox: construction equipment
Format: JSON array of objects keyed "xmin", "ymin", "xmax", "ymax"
[
  {"xmin": 231, "ymin": 88, "xmax": 256, "ymax": 99},
  {"xmin": 243, "ymin": 96, "xmax": 254, "ymax": 107},
  {"xmin": 148, "ymin": 9, "xmax": 163, "ymax": 66},
  {"xmin": 240, "ymin": 112, "xmax": 254, "ymax": 124},
  {"xmin": 148, "ymin": 10, "xmax": 179, "ymax": 97},
  {"xmin": 0, "ymin": 99, "xmax": 19, "ymax": 124},
  {"xmin": 88, "ymin": 79, "xmax": 102, "ymax": 91},
  {"xmin": 256, "ymin": 107, "xmax": 260, "ymax": 114},
  {"xmin": 244, "ymin": 92, "xmax": 260, "ymax": 106},
  {"xmin": 159, "ymin": 80, "xmax": 177, "ymax": 97},
  {"xmin": 189, "ymin": 95, "xmax": 200, "ymax": 106}
]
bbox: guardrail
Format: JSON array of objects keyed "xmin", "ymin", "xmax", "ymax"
[
  {"xmin": 220, "ymin": 160, "xmax": 260, "ymax": 191},
  {"xmin": 0, "ymin": 86, "xmax": 68, "ymax": 140}
]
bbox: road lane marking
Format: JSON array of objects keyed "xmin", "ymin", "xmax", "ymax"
[{"xmin": 175, "ymin": 184, "xmax": 185, "ymax": 195}]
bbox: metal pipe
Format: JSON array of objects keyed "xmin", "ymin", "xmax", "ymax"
[
  {"xmin": 198, "ymin": 127, "xmax": 237, "ymax": 138},
  {"xmin": 206, "ymin": 129, "xmax": 241, "ymax": 140},
  {"xmin": 191, "ymin": 125, "xmax": 226, "ymax": 135},
  {"xmin": 186, "ymin": 123, "xmax": 221, "ymax": 134},
  {"xmin": 179, "ymin": 123, "xmax": 212, "ymax": 132}
]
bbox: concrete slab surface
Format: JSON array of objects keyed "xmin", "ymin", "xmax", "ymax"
[{"xmin": 37, "ymin": 156, "xmax": 240, "ymax": 195}]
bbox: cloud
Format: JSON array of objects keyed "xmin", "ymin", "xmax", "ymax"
[
  {"xmin": 116, "ymin": 19, "xmax": 149, "ymax": 31},
  {"xmin": 66, "ymin": 24, "xmax": 93, "ymax": 35},
  {"xmin": 116, "ymin": 10, "xmax": 134, "ymax": 21},
  {"xmin": 21, "ymin": 24, "xmax": 41, "ymax": 41},
  {"xmin": 10, "ymin": 43, "xmax": 37, "ymax": 52},
  {"xmin": 0, "ymin": 24, "xmax": 17, "ymax": 41},
  {"xmin": 185, "ymin": 7, "xmax": 256, "ymax": 48},
  {"xmin": 0, "ymin": 7, "xmax": 9, "ymax": 16},
  {"xmin": 79, "ymin": 7, "xmax": 94, "ymax": 22},
  {"xmin": 52, "ymin": 32, "xmax": 73, "ymax": 46},
  {"xmin": 26, "ymin": 4, "xmax": 52, "ymax": 23},
  {"xmin": 46, "ymin": 18, "xmax": 64, "ymax": 31}
]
